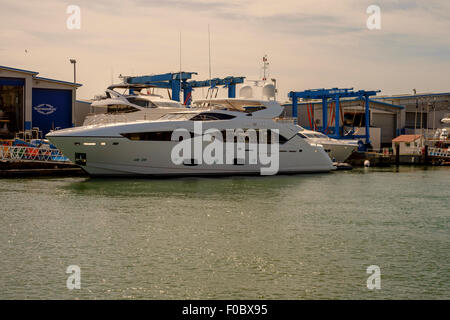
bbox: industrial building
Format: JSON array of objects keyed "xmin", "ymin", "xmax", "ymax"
[
  {"xmin": 374, "ymin": 93, "xmax": 450, "ymax": 135},
  {"xmin": 283, "ymin": 91, "xmax": 450, "ymax": 150},
  {"xmin": 0, "ymin": 65, "xmax": 82, "ymax": 139}
]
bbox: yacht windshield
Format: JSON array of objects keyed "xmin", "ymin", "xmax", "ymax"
[
  {"xmin": 126, "ymin": 97, "xmax": 151, "ymax": 107},
  {"xmin": 190, "ymin": 113, "xmax": 236, "ymax": 121},
  {"xmin": 243, "ymin": 106, "xmax": 266, "ymax": 113},
  {"xmin": 127, "ymin": 97, "xmax": 183, "ymax": 108},
  {"xmin": 106, "ymin": 104, "xmax": 138, "ymax": 114}
]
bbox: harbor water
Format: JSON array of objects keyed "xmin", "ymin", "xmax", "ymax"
[{"xmin": 0, "ymin": 166, "xmax": 448, "ymax": 299}]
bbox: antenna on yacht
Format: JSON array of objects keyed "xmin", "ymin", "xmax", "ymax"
[
  {"xmin": 204, "ymin": 24, "xmax": 213, "ymax": 104},
  {"xmin": 262, "ymin": 55, "xmax": 269, "ymax": 81},
  {"xmin": 179, "ymin": 31, "xmax": 182, "ymax": 103},
  {"xmin": 208, "ymin": 24, "xmax": 212, "ymax": 89}
]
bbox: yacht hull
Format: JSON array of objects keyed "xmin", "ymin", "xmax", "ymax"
[{"xmin": 48, "ymin": 136, "xmax": 334, "ymax": 177}]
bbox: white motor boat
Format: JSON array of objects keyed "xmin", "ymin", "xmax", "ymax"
[
  {"xmin": 83, "ymin": 84, "xmax": 187, "ymax": 126},
  {"xmin": 47, "ymin": 98, "xmax": 334, "ymax": 177},
  {"xmin": 297, "ymin": 129, "xmax": 358, "ymax": 162}
]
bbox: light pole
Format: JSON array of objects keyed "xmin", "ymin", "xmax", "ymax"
[
  {"xmin": 70, "ymin": 59, "xmax": 77, "ymax": 126},
  {"xmin": 413, "ymin": 89, "xmax": 417, "ymax": 134},
  {"xmin": 70, "ymin": 59, "xmax": 77, "ymax": 84},
  {"xmin": 432, "ymin": 98, "xmax": 436, "ymax": 132}
]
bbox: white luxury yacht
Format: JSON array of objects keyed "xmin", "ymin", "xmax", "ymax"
[
  {"xmin": 297, "ymin": 130, "xmax": 358, "ymax": 162},
  {"xmin": 83, "ymin": 84, "xmax": 187, "ymax": 126},
  {"xmin": 47, "ymin": 98, "xmax": 335, "ymax": 176}
]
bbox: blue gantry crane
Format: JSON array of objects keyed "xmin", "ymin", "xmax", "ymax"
[
  {"xmin": 288, "ymin": 88, "xmax": 380, "ymax": 147},
  {"xmin": 125, "ymin": 72, "xmax": 245, "ymax": 105}
]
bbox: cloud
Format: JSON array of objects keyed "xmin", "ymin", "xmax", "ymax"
[{"xmin": 0, "ymin": 0, "xmax": 448, "ymax": 99}]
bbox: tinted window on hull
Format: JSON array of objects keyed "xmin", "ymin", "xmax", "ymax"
[
  {"xmin": 122, "ymin": 131, "xmax": 174, "ymax": 141},
  {"xmin": 75, "ymin": 152, "xmax": 86, "ymax": 166},
  {"xmin": 121, "ymin": 130, "xmax": 290, "ymax": 143}
]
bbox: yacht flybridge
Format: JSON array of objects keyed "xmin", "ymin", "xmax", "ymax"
[
  {"xmin": 83, "ymin": 84, "xmax": 186, "ymax": 126},
  {"xmin": 47, "ymin": 98, "xmax": 335, "ymax": 177}
]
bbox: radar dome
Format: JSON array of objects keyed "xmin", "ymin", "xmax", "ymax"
[
  {"xmin": 239, "ymin": 85, "xmax": 253, "ymax": 98},
  {"xmin": 262, "ymin": 83, "xmax": 276, "ymax": 99}
]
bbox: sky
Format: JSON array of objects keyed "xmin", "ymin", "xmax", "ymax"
[{"xmin": 0, "ymin": 0, "xmax": 449, "ymax": 101}]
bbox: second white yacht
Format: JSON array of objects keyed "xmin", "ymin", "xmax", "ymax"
[
  {"xmin": 297, "ymin": 129, "xmax": 358, "ymax": 162},
  {"xmin": 83, "ymin": 84, "xmax": 187, "ymax": 126}
]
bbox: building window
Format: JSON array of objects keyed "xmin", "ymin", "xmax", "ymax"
[
  {"xmin": 0, "ymin": 82, "xmax": 24, "ymax": 139},
  {"xmin": 405, "ymin": 112, "xmax": 427, "ymax": 129}
]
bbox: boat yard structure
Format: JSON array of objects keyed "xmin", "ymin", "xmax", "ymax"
[
  {"xmin": 1, "ymin": 64, "xmax": 449, "ymax": 172},
  {"xmin": 0, "ymin": 65, "xmax": 85, "ymax": 140}
]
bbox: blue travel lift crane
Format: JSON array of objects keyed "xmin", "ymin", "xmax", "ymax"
[
  {"xmin": 125, "ymin": 72, "xmax": 245, "ymax": 106},
  {"xmin": 288, "ymin": 88, "xmax": 380, "ymax": 150}
]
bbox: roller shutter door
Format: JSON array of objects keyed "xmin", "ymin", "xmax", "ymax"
[{"xmin": 32, "ymin": 88, "xmax": 72, "ymax": 136}]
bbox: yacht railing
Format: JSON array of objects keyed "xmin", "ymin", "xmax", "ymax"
[
  {"xmin": 274, "ymin": 117, "xmax": 296, "ymax": 124},
  {"xmin": 83, "ymin": 114, "xmax": 140, "ymax": 126}
]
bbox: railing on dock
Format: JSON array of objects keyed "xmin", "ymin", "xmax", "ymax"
[
  {"xmin": 0, "ymin": 145, "xmax": 70, "ymax": 163},
  {"xmin": 428, "ymin": 147, "xmax": 449, "ymax": 158}
]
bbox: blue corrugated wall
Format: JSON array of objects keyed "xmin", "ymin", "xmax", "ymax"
[{"xmin": 32, "ymin": 88, "xmax": 72, "ymax": 136}]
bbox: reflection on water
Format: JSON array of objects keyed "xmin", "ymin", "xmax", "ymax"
[{"xmin": 0, "ymin": 167, "xmax": 448, "ymax": 299}]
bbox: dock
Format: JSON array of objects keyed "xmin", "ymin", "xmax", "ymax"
[
  {"xmin": 0, "ymin": 160, "xmax": 86, "ymax": 177},
  {"xmin": 346, "ymin": 151, "xmax": 450, "ymax": 167}
]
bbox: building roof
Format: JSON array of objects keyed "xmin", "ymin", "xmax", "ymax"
[
  {"xmin": 0, "ymin": 65, "xmax": 82, "ymax": 87},
  {"xmin": 34, "ymin": 76, "xmax": 82, "ymax": 87},
  {"xmin": 0, "ymin": 65, "xmax": 39, "ymax": 75},
  {"xmin": 392, "ymin": 135, "xmax": 422, "ymax": 142},
  {"xmin": 368, "ymin": 99, "xmax": 404, "ymax": 110},
  {"xmin": 76, "ymin": 100, "xmax": 92, "ymax": 104},
  {"xmin": 376, "ymin": 92, "xmax": 450, "ymax": 100}
]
